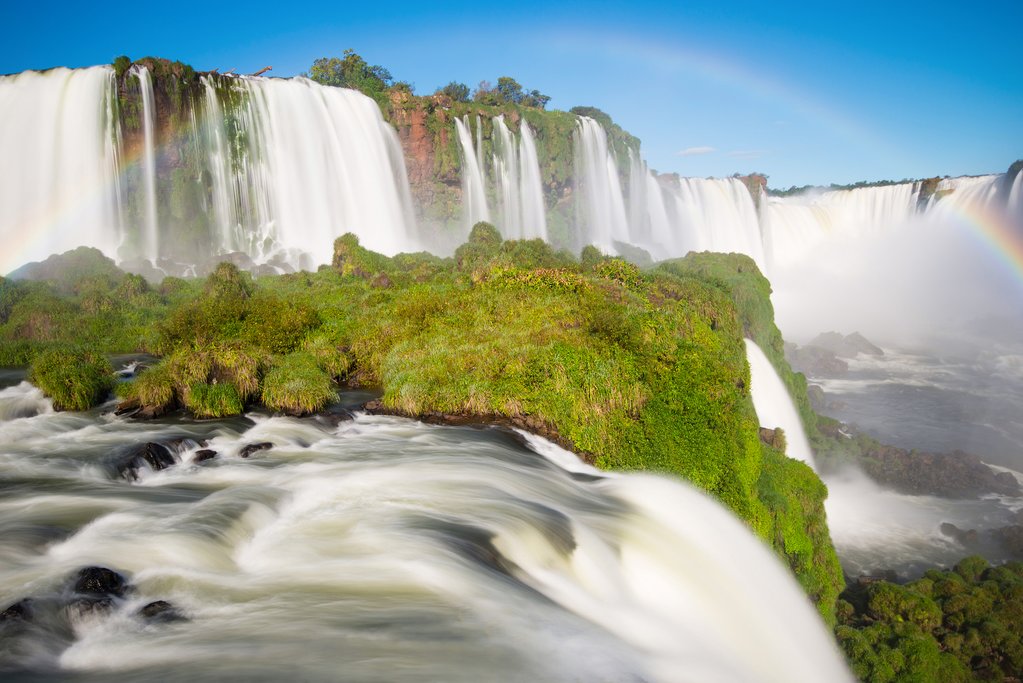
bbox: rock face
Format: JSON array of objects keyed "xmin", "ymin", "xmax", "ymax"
[
  {"xmin": 859, "ymin": 445, "xmax": 1020, "ymax": 498},
  {"xmin": 808, "ymin": 331, "xmax": 884, "ymax": 358},
  {"xmin": 74, "ymin": 566, "xmax": 129, "ymax": 598},
  {"xmin": 785, "ymin": 343, "xmax": 849, "ymax": 377}
]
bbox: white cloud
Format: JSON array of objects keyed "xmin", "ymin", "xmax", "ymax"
[{"xmin": 676, "ymin": 146, "xmax": 716, "ymax": 157}]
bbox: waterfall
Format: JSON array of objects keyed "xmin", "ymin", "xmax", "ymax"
[
  {"xmin": 672, "ymin": 177, "xmax": 766, "ymax": 270},
  {"xmin": 235, "ymin": 76, "xmax": 417, "ymax": 259},
  {"xmin": 573, "ymin": 116, "xmax": 630, "ymax": 252},
  {"xmin": 0, "ymin": 67, "xmax": 123, "ymax": 274},
  {"xmin": 517, "ymin": 121, "xmax": 547, "ymax": 241},
  {"xmin": 744, "ymin": 339, "xmax": 815, "ymax": 468},
  {"xmin": 454, "ymin": 116, "xmax": 490, "ymax": 230},
  {"xmin": 132, "ymin": 66, "xmax": 160, "ymax": 262},
  {"xmin": 0, "ymin": 68, "xmax": 418, "ymax": 274},
  {"xmin": 493, "ymin": 116, "xmax": 522, "ymax": 238},
  {"xmin": 765, "ymin": 183, "xmax": 919, "ymax": 272}
]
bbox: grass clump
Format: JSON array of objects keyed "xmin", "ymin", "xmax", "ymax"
[
  {"xmin": 28, "ymin": 344, "xmax": 114, "ymax": 411},
  {"xmin": 185, "ymin": 382, "xmax": 244, "ymax": 418},
  {"xmin": 261, "ymin": 351, "xmax": 337, "ymax": 415}
]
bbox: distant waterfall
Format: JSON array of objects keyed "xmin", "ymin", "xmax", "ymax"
[
  {"xmin": 573, "ymin": 116, "xmax": 630, "ymax": 251},
  {"xmin": 455, "ymin": 115, "xmax": 547, "ymax": 241},
  {"xmin": 0, "ymin": 67, "xmax": 418, "ymax": 274},
  {"xmin": 454, "ymin": 116, "xmax": 491, "ymax": 229},
  {"xmin": 0, "ymin": 67, "xmax": 123, "ymax": 274},
  {"xmin": 744, "ymin": 339, "xmax": 815, "ymax": 468},
  {"xmin": 132, "ymin": 65, "xmax": 160, "ymax": 262}
]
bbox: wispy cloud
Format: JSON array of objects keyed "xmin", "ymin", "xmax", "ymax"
[
  {"xmin": 676, "ymin": 146, "xmax": 716, "ymax": 157},
  {"xmin": 726, "ymin": 149, "xmax": 769, "ymax": 160}
]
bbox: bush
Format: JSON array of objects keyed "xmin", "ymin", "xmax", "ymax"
[
  {"xmin": 261, "ymin": 352, "xmax": 337, "ymax": 415},
  {"xmin": 28, "ymin": 344, "xmax": 113, "ymax": 411},
  {"xmin": 185, "ymin": 382, "xmax": 243, "ymax": 418}
]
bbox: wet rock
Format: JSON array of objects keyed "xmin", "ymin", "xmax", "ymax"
[
  {"xmin": 73, "ymin": 566, "xmax": 129, "ymax": 598},
  {"xmin": 239, "ymin": 442, "xmax": 273, "ymax": 458},
  {"xmin": 138, "ymin": 600, "xmax": 185, "ymax": 622},
  {"xmin": 991, "ymin": 525, "xmax": 1023, "ymax": 559},
  {"xmin": 117, "ymin": 442, "xmax": 177, "ymax": 480},
  {"xmin": 809, "ymin": 331, "xmax": 885, "ymax": 358},
  {"xmin": 786, "ymin": 343, "xmax": 849, "ymax": 377},
  {"xmin": 0, "ymin": 598, "xmax": 33, "ymax": 621},
  {"xmin": 193, "ymin": 449, "xmax": 218, "ymax": 463},
  {"xmin": 940, "ymin": 522, "xmax": 981, "ymax": 548}
]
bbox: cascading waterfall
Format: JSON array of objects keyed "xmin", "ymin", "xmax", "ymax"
[
  {"xmin": 0, "ymin": 67, "xmax": 123, "ymax": 274},
  {"xmin": 517, "ymin": 121, "xmax": 547, "ymax": 241},
  {"xmin": 492, "ymin": 116, "xmax": 522, "ymax": 238},
  {"xmin": 765, "ymin": 183, "xmax": 920, "ymax": 272},
  {"xmin": 673, "ymin": 177, "xmax": 766, "ymax": 271},
  {"xmin": 573, "ymin": 116, "xmax": 630, "ymax": 252},
  {"xmin": 0, "ymin": 381, "xmax": 851, "ymax": 682},
  {"xmin": 744, "ymin": 339, "xmax": 815, "ymax": 468},
  {"xmin": 0, "ymin": 67, "xmax": 418, "ymax": 274},
  {"xmin": 233, "ymin": 76, "xmax": 417, "ymax": 259},
  {"xmin": 132, "ymin": 66, "xmax": 160, "ymax": 263},
  {"xmin": 454, "ymin": 115, "xmax": 547, "ymax": 241},
  {"xmin": 454, "ymin": 116, "xmax": 490, "ymax": 229}
]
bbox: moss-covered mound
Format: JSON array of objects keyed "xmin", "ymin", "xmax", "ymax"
[{"xmin": 27, "ymin": 344, "xmax": 114, "ymax": 411}]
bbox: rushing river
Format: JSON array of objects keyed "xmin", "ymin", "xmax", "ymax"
[{"xmin": 0, "ymin": 371, "xmax": 849, "ymax": 682}]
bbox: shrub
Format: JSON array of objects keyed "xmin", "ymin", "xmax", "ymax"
[
  {"xmin": 185, "ymin": 382, "xmax": 243, "ymax": 418},
  {"xmin": 117, "ymin": 362, "xmax": 175, "ymax": 412},
  {"xmin": 261, "ymin": 352, "xmax": 337, "ymax": 415},
  {"xmin": 28, "ymin": 344, "xmax": 113, "ymax": 411}
]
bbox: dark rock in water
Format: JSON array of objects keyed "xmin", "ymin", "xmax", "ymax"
[
  {"xmin": 939, "ymin": 522, "xmax": 981, "ymax": 548},
  {"xmin": 73, "ymin": 566, "xmax": 129, "ymax": 598},
  {"xmin": 193, "ymin": 449, "xmax": 218, "ymax": 463},
  {"xmin": 1, "ymin": 598, "xmax": 33, "ymax": 621},
  {"xmin": 66, "ymin": 596, "xmax": 114, "ymax": 622},
  {"xmin": 138, "ymin": 600, "xmax": 185, "ymax": 622},
  {"xmin": 116, "ymin": 442, "xmax": 176, "ymax": 480},
  {"xmin": 239, "ymin": 442, "xmax": 273, "ymax": 458}
]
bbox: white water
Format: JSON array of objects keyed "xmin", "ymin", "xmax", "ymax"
[
  {"xmin": 573, "ymin": 117, "xmax": 630, "ymax": 252},
  {"xmin": 0, "ymin": 68, "xmax": 418, "ymax": 274},
  {"xmin": 454, "ymin": 116, "xmax": 490, "ymax": 230},
  {"xmin": 744, "ymin": 340, "xmax": 815, "ymax": 468},
  {"xmin": 0, "ymin": 391, "xmax": 850, "ymax": 681},
  {"xmin": 132, "ymin": 66, "xmax": 160, "ymax": 263},
  {"xmin": 454, "ymin": 115, "xmax": 547, "ymax": 241},
  {"xmin": 0, "ymin": 67, "xmax": 123, "ymax": 274}
]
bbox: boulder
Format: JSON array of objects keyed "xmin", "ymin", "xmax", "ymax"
[
  {"xmin": 0, "ymin": 598, "xmax": 32, "ymax": 622},
  {"xmin": 193, "ymin": 449, "xmax": 218, "ymax": 463},
  {"xmin": 239, "ymin": 442, "xmax": 273, "ymax": 458},
  {"xmin": 116, "ymin": 442, "xmax": 177, "ymax": 480},
  {"xmin": 138, "ymin": 600, "xmax": 185, "ymax": 622},
  {"xmin": 73, "ymin": 566, "xmax": 129, "ymax": 598}
]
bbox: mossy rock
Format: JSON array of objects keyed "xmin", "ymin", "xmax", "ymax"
[{"xmin": 28, "ymin": 345, "xmax": 114, "ymax": 411}]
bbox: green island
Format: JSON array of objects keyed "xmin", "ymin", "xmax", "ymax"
[{"xmin": 3, "ymin": 226, "xmax": 1021, "ymax": 680}]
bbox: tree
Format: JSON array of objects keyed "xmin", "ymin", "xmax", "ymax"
[
  {"xmin": 437, "ymin": 81, "xmax": 470, "ymax": 102},
  {"xmin": 306, "ymin": 50, "xmax": 393, "ymax": 97}
]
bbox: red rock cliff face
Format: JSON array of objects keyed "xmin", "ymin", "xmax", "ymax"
[{"xmin": 388, "ymin": 91, "xmax": 459, "ymax": 221}]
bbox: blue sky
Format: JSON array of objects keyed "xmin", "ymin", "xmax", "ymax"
[{"xmin": 4, "ymin": 1, "xmax": 1021, "ymax": 188}]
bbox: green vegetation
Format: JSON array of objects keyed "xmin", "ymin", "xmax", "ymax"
[
  {"xmin": 261, "ymin": 351, "xmax": 337, "ymax": 415},
  {"xmin": 27, "ymin": 344, "xmax": 113, "ymax": 411},
  {"xmin": 837, "ymin": 558, "xmax": 1023, "ymax": 681},
  {"xmin": 307, "ymin": 49, "xmax": 396, "ymax": 106},
  {"xmin": 474, "ymin": 76, "xmax": 551, "ymax": 109},
  {"xmin": 436, "ymin": 81, "xmax": 470, "ymax": 102}
]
